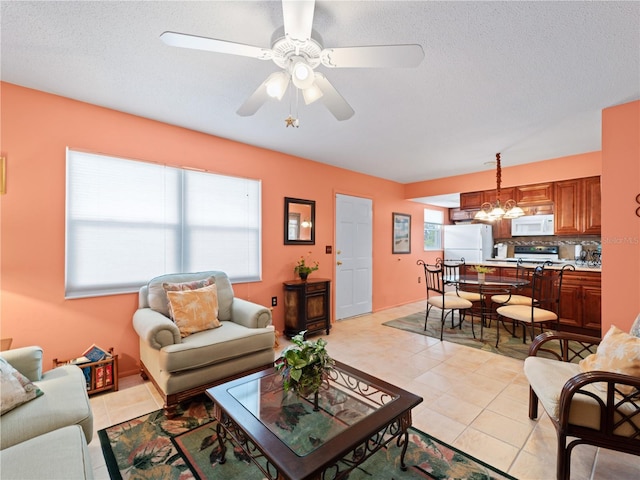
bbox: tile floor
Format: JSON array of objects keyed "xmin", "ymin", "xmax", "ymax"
[{"xmin": 88, "ymin": 301, "xmax": 640, "ymax": 479}]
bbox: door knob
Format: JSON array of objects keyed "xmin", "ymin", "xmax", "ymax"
[
  {"xmin": 337, "ymin": 261, "xmax": 343, "ymax": 266},
  {"xmin": 336, "ymin": 250, "xmax": 341, "ymax": 255}
]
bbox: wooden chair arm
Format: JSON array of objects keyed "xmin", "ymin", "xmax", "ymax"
[
  {"xmin": 558, "ymin": 371, "xmax": 640, "ymax": 434},
  {"xmin": 528, "ymin": 331, "xmax": 601, "ymax": 362}
]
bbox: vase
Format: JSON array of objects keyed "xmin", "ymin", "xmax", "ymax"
[
  {"xmin": 478, "ymin": 272, "xmax": 485, "ymax": 283},
  {"xmin": 299, "ymin": 272, "xmax": 309, "ymax": 281}
]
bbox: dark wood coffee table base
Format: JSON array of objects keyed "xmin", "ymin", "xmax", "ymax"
[{"xmin": 213, "ymin": 402, "xmax": 413, "ymax": 480}]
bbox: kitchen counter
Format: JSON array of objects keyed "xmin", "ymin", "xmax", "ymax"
[{"xmin": 472, "ymin": 259, "xmax": 601, "ymax": 273}]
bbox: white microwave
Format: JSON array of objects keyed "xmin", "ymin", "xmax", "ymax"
[{"xmin": 511, "ymin": 214, "xmax": 555, "ymax": 236}]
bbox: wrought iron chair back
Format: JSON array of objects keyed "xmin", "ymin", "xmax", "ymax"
[
  {"xmin": 530, "ymin": 264, "xmax": 572, "ymax": 316},
  {"xmin": 418, "ymin": 259, "xmax": 446, "ymax": 296}
]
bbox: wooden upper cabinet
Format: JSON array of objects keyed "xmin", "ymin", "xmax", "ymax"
[
  {"xmin": 583, "ymin": 176, "xmax": 602, "ymax": 234},
  {"xmin": 484, "ymin": 187, "xmax": 516, "ymax": 205},
  {"xmin": 449, "ymin": 208, "xmax": 478, "ymax": 222},
  {"xmin": 554, "ymin": 179, "xmax": 582, "ymax": 235},
  {"xmin": 516, "ymin": 183, "xmax": 554, "ymax": 205},
  {"xmin": 460, "ymin": 191, "xmax": 484, "ymax": 210},
  {"xmin": 554, "ymin": 176, "xmax": 601, "ymax": 235}
]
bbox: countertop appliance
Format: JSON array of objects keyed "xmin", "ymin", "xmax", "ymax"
[
  {"xmin": 511, "ymin": 214, "xmax": 554, "ymax": 236},
  {"xmin": 444, "ymin": 224, "xmax": 493, "ymax": 263}
]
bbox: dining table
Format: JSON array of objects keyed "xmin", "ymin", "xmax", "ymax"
[{"xmin": 445, "ymin": 274, "xmax": 530, "ymax": 341}]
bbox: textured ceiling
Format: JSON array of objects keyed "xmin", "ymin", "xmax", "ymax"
[{"xmin": 1, "ymin": 1, "xmax": 639, "ymax": 184}]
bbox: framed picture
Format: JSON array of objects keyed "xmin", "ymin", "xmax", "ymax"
[{"xmin": 392, "ymin": 212, "xmax": 411, "ymax": 254}]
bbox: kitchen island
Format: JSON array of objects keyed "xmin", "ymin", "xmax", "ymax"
[{"xmin": 461, "ymin": 260, "xmax": 602, "ymax": 336}]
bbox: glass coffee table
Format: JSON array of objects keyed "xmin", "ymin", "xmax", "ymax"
[{"xmin": 206, "ymin": 360, "xmax": 423, "ymax": 479}]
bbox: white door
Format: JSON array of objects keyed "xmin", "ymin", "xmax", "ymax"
[{"xmin": 335, "ymin": 194, "xmax": 373, "ymax": 319}]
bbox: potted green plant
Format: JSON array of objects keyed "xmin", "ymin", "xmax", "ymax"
[
  {"xmin": 275, "ymin": 331, "xmax": 334, "ymax": 410},
  {"xmin": 293, "ymin": 253, "xmax": 319, "ymax": 280}
]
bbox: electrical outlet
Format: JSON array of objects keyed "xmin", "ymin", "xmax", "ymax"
[
  {"xmin": 271, "ymin": 296, "xmax": 277, "ymax": 307},
  {"xmin": 418, "ymin": 276, "xmax": 421, "ymax": 283}
]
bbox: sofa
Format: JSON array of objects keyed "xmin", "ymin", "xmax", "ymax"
[
  {"xmin": 0, "ymin": 346, "xmax": 94, "ymax": 479},
  {"xmin": 133, "ymin": 270, "xmax": 275, "ymax": 416}
]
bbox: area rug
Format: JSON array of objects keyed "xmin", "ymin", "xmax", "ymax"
[
  {"xmin": 99, "ymin": 395, "xmax": 516, "ymax": 480},
  {"xmin": 383, "ymin": 310, "xmax": 562, "ymax": 361}
]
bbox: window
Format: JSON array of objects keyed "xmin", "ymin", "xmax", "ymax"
[
  {"xmin": 423, "ymin": 209, "xmax": 443, "ymax": 251},
  {"xmin": 66, "ymin": 149, "xmax": 261, "ymax": 298}
]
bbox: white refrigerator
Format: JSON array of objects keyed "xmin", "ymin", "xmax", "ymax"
[{"xmin": 443, "ymin": 224, "xmax": 493, "ymax": 263}]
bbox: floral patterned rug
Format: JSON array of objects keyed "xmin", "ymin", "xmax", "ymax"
[{"xmin": 99, "ymin": 395, "xmax": 516, "ymax": 480}]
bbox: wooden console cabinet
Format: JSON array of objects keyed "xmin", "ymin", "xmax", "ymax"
[{"xmin": 283, "ymin": 278, "xmax": 331, "ymax": 338}]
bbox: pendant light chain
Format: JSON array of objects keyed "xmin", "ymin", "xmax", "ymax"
[{"xmin": 495, "ymin": 153, "xmax": 501, "ymax": 201}]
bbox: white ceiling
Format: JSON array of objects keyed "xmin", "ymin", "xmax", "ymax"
[{"xmin": 1, "ymin": 1, "xmax": 639, "ymax": 184}]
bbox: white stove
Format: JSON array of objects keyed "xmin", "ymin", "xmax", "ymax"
[{"xmin": 512, "ymin": 245, "xmax": 560, "ymax": 263}]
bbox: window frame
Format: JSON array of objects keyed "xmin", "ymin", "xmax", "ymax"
[
  {"xmin": 65, "ymin": 149, "xmax": 261, "ymax": 299},
  {"xmin": 423, "ymin": 208, "xmax": 444, "ymax": 251}
]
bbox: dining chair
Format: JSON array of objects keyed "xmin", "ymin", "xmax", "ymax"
[
  {"xmin": 417, "ymin": 259, "xmax": 473, "ymax": 341},
  {"xmin": 496, "ymin": 264, "xmax": 575, "ymax": 345},
  {"xmin": 440, "ymin": 258, "xmax": 483, "ymax": 304},
  {"xmin": 490, "ymin": 263, "xmax": 535, "ymax": 307}
]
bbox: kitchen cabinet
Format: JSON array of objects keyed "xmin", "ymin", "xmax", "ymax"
[
  {"xmin": 283, "ymin": 278, "xmax": 331, "ymax": 338},
  {"xmin": 516, "ymin": 183, "xmax": 554, "ymax": 205},
  {"xmin": 449, "ymin": 208, "xmax": 478, "ymax": 222},
  {"xmin": 460, "ymin": 191, "xmax": 484, "ymax": 210},
  {"xmin": 484, "ymin": 187, "xmax": 516, "ymax": 205},
  {"xmin": 492, "ymin": 218, "xmax": 511, "ymax": 239},
  {"xmin": 558, "ymin": 270, "xmax": 601, "ymax": 335},
  {"xmin": 554, "ymin": 176, "xmax": 601, "ymax": 235},
  {"xmin": 582, "ymin": 176, "xmax": 602, "ymax": 235}
]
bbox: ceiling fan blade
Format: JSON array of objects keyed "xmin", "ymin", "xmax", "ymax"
[
  {"xmin": 236, "ymin": 78, "xmax": 271, "ymax": 117},
  {"xmin": 282, "ymin": 0, "xmax": 315, "ymax": 43},
  {"xmin": 314, "ymin": 73, "xmax": 354, "ymax": 121},
  {"xmin": 160, "ymin": 31, "xmax": 272, "ymax": 60},
  {"xmin": 321, "ymin": 44, "xmax": 424, "ymax": 68}
]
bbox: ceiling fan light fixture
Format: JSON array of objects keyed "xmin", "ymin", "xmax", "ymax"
[
  {"xmin": 265, "ymin": 71, "xmax": 290, "ymax": 100},
  {"xmin": 291, "ymin": 59, "xmax": 315, "ymax": 89},
  {"xmin": 302, "ymin": 82, "xmax": 323, "ymax": 104}
]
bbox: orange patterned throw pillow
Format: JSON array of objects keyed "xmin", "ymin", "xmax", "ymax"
[
  {"xmin": 162, "ymin": 277, "xmax": 215, "ymax": 320},
  {"xmin": 166, "ymin": 283, "xmax": 221, "ymax": 338},
  {"xmin": 579, "ymin": 325, "xmax": 640, "ymax": 395}
]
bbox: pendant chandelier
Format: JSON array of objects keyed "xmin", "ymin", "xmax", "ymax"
[{"xmin": 474, "ymin": 153, "xmax": 525, "ymax": 221}]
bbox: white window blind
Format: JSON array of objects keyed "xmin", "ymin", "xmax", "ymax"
[{"xmin": 66, "ymin": 149, "xmax": 261, "ymax": 298}]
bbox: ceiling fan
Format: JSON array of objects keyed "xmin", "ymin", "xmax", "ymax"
[{"xmin": 160, "ymin": 0, "xmax": 424, "ymax": 121}]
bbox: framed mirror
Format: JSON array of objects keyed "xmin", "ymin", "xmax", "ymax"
[{"xmin": 284, "ymin": 197, "xmax": 315, "ymax": 245}]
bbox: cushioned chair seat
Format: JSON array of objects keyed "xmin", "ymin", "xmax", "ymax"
[
  {"xmin": 491, "ymin": 294, "xmax": 533, "ymax": 306},
  {"xmin": 497, "ymin": 304, "xmax": 557, "ymax": 323},
  {"xmin": 160, "ymin": 321, "xmax": 276, "ymax": 373},
  {"xmin": 445, "ymin": 290, "xmax": 483, "ymax": 302},
  {"xmin": 429, "ymin": 295, "xmax": 472, "ymax": 310},
  {"xmin": 524, "ymin": 356, "xmax": 640, "ymax": 438}
]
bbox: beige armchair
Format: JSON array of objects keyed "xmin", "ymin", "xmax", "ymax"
[
  {"xmin": 524, "ymin": 330, "xmax": 640, "ymax": 480},
  {"xmin": 133, "ymin": 271, "xmax": 275, "ymax": 417}
]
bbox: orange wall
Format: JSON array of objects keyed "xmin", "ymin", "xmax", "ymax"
[
  {"xmin": 405, "ymin": 151, "xmax": 602, "ymax": 199},
  {"xmin": 2, "ymin": 82, "xmax": 636, "ymax": 377},
  {"xmin": 601, "ymin": 100, "xmax": 640, "ymax": 333},
  {"xmin": 0, "ymin": 83, "xmax": 439, "ymax": 375}
]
